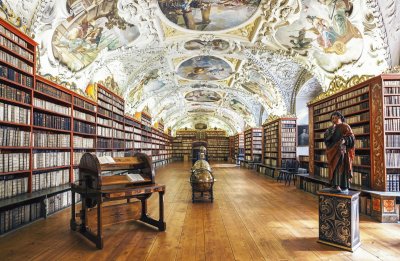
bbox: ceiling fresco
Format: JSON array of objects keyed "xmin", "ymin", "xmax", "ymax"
[
  {"xmin": 158, "ymin": 0, "xmax": 261, "ymax": 31},
  {"xmin": 177, "ymin": 55, "xmax": 233, "ymax": 81},
  {"xmin": 2, "ymin": 0, "xmax": 400, "ymax": 134}
]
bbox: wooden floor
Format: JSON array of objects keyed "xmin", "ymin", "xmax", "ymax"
[{"xmin": 1, "ymin": 162, "xmax": 400, "ymax": 261}]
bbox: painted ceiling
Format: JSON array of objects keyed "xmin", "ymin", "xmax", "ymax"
[{"xmin": 1, "ymin": 0, "xmax": 399, "ymax": 135}]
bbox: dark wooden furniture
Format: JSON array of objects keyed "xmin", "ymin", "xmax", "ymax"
[
  {"xmin": 307, "ymin": 74, "xmax": 400, "ymax": 222},
  {"xmin": 317, "ymin": 189, "xmax": 361, "ymax": 252},
  {"xmin": 263, "ymin": 116, "xmax": 297, "ymax": 168},
  {"xmin": 70, "ymin": 153, "xmax": 166, "ymax": 249}
]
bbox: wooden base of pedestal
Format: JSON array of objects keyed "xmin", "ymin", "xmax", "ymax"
[
  {"xmin": 317, "ymin": 189, "xmax": 361, "ymax": 252},
  {"xmin": 318, "ymin": 239, "xmax": 361, "ymax": 252}
]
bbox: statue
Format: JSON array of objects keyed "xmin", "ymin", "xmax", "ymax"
[{"xmin": 323, "ymin": 111, "xmax": 355, "ymax": 193}]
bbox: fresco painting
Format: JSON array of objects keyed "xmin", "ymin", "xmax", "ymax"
[
  {"xmin": 177, "ymin": 56, "xmax": 232, "ymax": 81},
  {"xmin": 275, "ymin": 0, "xmax": 363, "ymax": 72},
  {"xmin": 185, "ymin": 90, "xmax": 221, "ymax": 102},
  {"xmin": 158, "ymin": 0, "xmax": 261, "ymax": 31},
  {"xmin": 184, "ymin": 39, "xmax": 230, "ymax": 51},
  {"xmin": 52, "ymin": 0, "xmax": 139, "ymax": 72}
]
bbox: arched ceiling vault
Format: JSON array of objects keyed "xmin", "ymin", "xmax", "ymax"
[{"xmin": 2, "ymin": 0, "xmax": 399, "ymax": 134}]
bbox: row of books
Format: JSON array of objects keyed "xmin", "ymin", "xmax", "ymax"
[
  {"xmin": 337, "ymin": 93, "xmax": 369, "ymax": 110},
  {"xmin": 341, "ymin": 101, "xmax": 369, "ymax": 115},
  {"xmin": 97, "ymin": 107, "xmax": 112, "ymax": 118},
  {"xmin": 301, "ymin": 179, "xmax": 327, "ymax": 195},
  {"xmin": 32, "ymin": 169, "xmax": 69, "ymax": 192},
  {"xmin": 0, "ymin": 153, "xmax": 30, "ymax": 173},
  {"xmin": 45, "ymin": 190, "xmax": 75, "ymax": 215},
  {"xmin": 0, "ymin": 83, "xmax": 31, "ymax": 106},
  {"xmin": 337, "ymin": 86, "xmax": 369, "ymax": 102},
  {"xmin": 73, "ymin": 110, "xmax": 95, "ymax": 123},
  {"xmin": 385, "ymin": 106, "xmax": 400, "ymax": 117},
  {"xmin": 97, "ymin": 99, "xmax": 112, "ymax": 110},
  {"xmin": 346, "ymin": 112, "xmax": 370, "ymax": 124},
  {"xmin": 0, "ymin": 102, "xmax": 30, "ymax": 124},
  {"xmin": 386, "ymin": 150, "xmax": 400, "ymax": 167},
  {"xmin": 73, "ymin": 136, "xmax": 94, "ymax": 148},
  {"xmin": 383, "ymin": 81, "xmax": 400, "ymax": 87},
  {"xmin": 74, "ymin": 120, "xmax": 95, "ymax": 134},
  {"xmin": 113, "ymin": 121, "xmax": 123, "ymax": 130},
  {"xmin": 281, "ymin": 146, "xmax": 296, "ymax": 152},
  {"xmin": 0, "ymin": 25, "xmax": 30, "ymax": 48},
  {"xmin": 384, "ymin": 119, "xmax": 400, "ymax": 131},
  {"xmin": 0, "ymin": 176, "xmax": 28, "ymax": 199},
  {"xmin": 33, "ymin": 112, "xmax": 70, "ymax": 130},
  {"xmin": 32, "ymin": 151, "xmax": 70, "ymax": 169},
  {"xmin": 0, "ymin": 127, "xmax": 30, "ymax": 147},
  {"xmin": 355, "ymin": 137, "xmax": 370, "ymax": 148},
  {"xmin": 0, "ymin": 202, "xmax": 41, "ymax": 235},
  {"xmin": 386, "ymin": 135, "xmax": 400, "ymax": 147},
  {"xmin": 97, "ymin": 126, "xmax": 112, "ymax": 137},
  {"xmin": 282, "ymin": 152, "xmax": 296, "ymax": 158},
  {"xmin": 352, "ymin": 125, "xmax": 370, "ymax": 135},
  {"xmin": 97, "ymin": 138, "xmax": 112, "ymax": 148},
  {"xmin": 36, "ymin": 81, "xmax": 72, "ymax": 103},
  {"xmin": 33, "ymin": 132, "xmax": 70, "ymax": 148},
  {"xmin": 384, "ymin": 96, "xmax": 400, "ymax": 104},
  {"xmin": 97, "ymin": 116, "xmax": 112, "ymax": 127},
  {"xmin": 114, "ymin": 129, "xmax": 124, "ymax": 139},
  {"xmin": 0, "ymin": 65, "xmax": 33, "ymax": 88},
  {"xmin": 74, "ymin": 97, "xmax": 95, "ymax": 111},
  {"xmin": 0, "ymin": 49, "xmax": 33, "ymax": 74},
  {"xmin": 34, "ymin": 98, "xmax": 71, "ymax": 116},
  {"xmin": 387, "ymin": 174, "xmax": 400, "ymax": 192},
  {"xmin": 73, "ymin": 151, "xmax": 86, "ymax": 165}
]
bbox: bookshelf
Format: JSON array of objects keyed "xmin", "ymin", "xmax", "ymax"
[
  {"xmin": 172, "ymin": 129, "xmax": 197, "ymax": 160},
  {"xmin": 262, "ymin": 117, "xmax": 297, "ymax": 167},
  {"xmin": 229, "ymin": 136, "xmax": 235, "ymax": 161},
  {"xmin": 244, "ymin": 128, "xmax": 262, "ymax": 163},
  {"xmin": 234, "ymin": 133, "xmax": 245, "ymax": 164},
  {"xmin": 0, "ymin": 18, "xmax": 177, "ymax": 234},
  {"xmin": 307, "ymin": 74, "xmax": 400, "ymax": 222},
  {"xmin": 299, "ymin": 155, "xmax": 309, "ymax": 172},
  {"xmin": 205, "ymin": 129, "xmax": 228, "ymax": 161}
]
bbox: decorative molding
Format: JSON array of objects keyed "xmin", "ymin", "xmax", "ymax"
[
  {"xmin": 309, "ymin": 75, "xmax": 374, "ymax": 104},
  {"xmin": 371, "ymin": 83, "xmax": 385, "ymax": 190},
  {"xmin": 384, "ymin": 65, "xmax": 400, "ymax": 74}
]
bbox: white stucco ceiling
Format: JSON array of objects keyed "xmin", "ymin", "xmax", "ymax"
[{"xmin": 1, "ymin": 0, "xmax": 399, "ymax": 135}]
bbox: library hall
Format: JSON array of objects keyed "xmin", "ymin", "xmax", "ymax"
[{"xmin": 1, "ymin": 0, "xmax": 400, "ymax": 260}]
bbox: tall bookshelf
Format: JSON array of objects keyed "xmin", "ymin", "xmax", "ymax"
[
  {"xmin": 244, "ymin": 128, "xmax": 263, "ymax": 162},
  {"xmin": 229, "ymin": 136, "xmax": 235, "ymax": 161},
  {"xmin": 234, "ymin": 133, "xmax": 245, "ymax": 164},
  {"xmin": 306, "ymin": 74, "xmax": 400, "ymax": 222},
  {"xmin": 72, "ymin": 93, "xmax": 97, "ymax": 181},
  {"xmin": 262, "ymin": 117, "xmax": 297, "ymax": 167},
  {"xmin": 205, "ymin": 129, "xmax": 229, "ymax": 161},
  {"xmin": 172, "ymin": 129, "xmax": 197, "ymax": 160}
]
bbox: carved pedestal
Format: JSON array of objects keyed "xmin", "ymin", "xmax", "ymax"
[
  {"xmin": 370, "ymin": 193, "xmax": 398, "ymax": 223},
  {"xmin": 317, "ymin": 189, "xmax": 361, "ymax": 252}
]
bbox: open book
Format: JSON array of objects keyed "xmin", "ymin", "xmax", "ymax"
[{"xmin": 98, "ymin": 156, "xmax": 116, "ymax": 164}]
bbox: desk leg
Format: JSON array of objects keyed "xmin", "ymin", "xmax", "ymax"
[
  {"xmin": 96, "ymin": 194, "xmax": 104, "ymax": 249},
  {"xmin": 70, "ymin": 191, "xmax": 77, "ymax": 231},
  {"xmin": 139, "ymin": 194, "xmax": 166, "ymax": 231},
  {"xmin": 159, "ymin": 191, "xmax": 166, "ymax": 231}
]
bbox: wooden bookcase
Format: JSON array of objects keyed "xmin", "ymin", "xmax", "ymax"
[
  {"xmin": 244, "ymin": 128, "xmax": 263, "ymax": 162},
  {"xmin": 262, "ymin": 117, "xmax": 297, "ymax": 167},
  {"xmin": 308, "ymin": 74, "xmax": 400, "ymax": 192},
  {"xmin": 0, "ymin": 18, "xmax": 176, "ymax": 234},
  {"xmin": 305, "ymin": 74, "xmax": 400, "ymax": 222},
  {"xmin": 172, "ymin": 129, "xmax": 197, "ymax": 160},
  {"xmin": 234, "ymin": 133, "xmax": 245, "ymax": 164},
  {"xmin": 229, "ymin": 136, "xmax": 235, "ymax": 161},
  {"xmin": 205, "ymin": 129, "xmax": 228, "ymax": 161}
]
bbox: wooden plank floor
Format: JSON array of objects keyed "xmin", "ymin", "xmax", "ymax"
[{"xmin": 1, "ymin": 162, "xmax": 400, "ymax": 261}]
